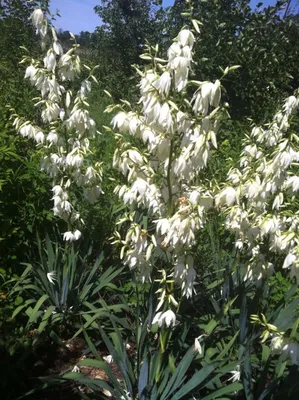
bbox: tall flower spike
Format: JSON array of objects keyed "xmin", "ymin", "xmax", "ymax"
[
  {"xmin": 13, "ymin": 7, "xmax": 102, "ymax": 240},
  {"xmin": 110, "ymin": 23, "xmax": 228, "ymax": 317},
  {"xmin": 218, "ymin": 92, "xmax": 299, "ymax": 284}
]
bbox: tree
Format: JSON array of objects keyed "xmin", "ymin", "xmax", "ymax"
[
  {"xmin": 170, "ymin": 0, "xmax": 299, "ymax": 122},
  {"xmin": 93, "ymin": 0, "xmax": 167, "ymax": 98}
]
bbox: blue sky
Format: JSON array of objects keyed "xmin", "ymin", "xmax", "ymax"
[{"xmin": 50, "ymin": 0, "xmax": 280, "ymax": 34}]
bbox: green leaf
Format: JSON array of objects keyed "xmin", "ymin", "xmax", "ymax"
[
  {"xmin": 138, "ymin": 356, "xmax": 149, "ymax": 396},
  {"xmin": 49, "ymin": 330, "xmax": 67, "ymax": 349},
  {"xmin": 12, "ymin": 299, "xmax": 36, "ymax": 319},
  {"xmin": 28, "ymin": 293, "xmax": 49, "ymax": 325},
  {"xmin": 62, "ymin": 371, "xmax": 116, "ymax": 394},
  {"xmin": 172, "ymin": 362, "xmax": 219, "ymax": 400},
  {"xmin": 201, "ymin": 382, "xmax": 243, "ymax": 400},
  {"xmin": 216, "ymin": 331, "xmax": 239, "ymax": 360},
  {"xmin": 38, "ymin": 305, "xmax": 56, "ymax": 334},
  {"xmin": 273, "ymin": 297, "xmax": 299, "ymax": 331},
  {"xmin": 162, "ymin": 347, "xmax": 195, "ymax": 399}
]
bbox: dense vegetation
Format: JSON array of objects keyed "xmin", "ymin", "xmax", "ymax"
[{"xmin": 1, "ymin": 0, "xmax": 299, "ymax": 399}]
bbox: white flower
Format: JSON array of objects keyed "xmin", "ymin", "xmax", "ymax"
[
  {"xmin": 211, "ymin": 80, "xmax": 221, "ymax": 107},
  {"xmin": 73, "ymin": 230, "xmax": 82, "ymax": 241},
  {"xmin": 284, "ymin": 95, "xmax": 298, "ymax": 114},
  {"xmin": 52, "ymin": 185, "xmax": 64, "ymax": 197},
  {"xmin": 47, "ymin": 131, "xmax": 59, "ymax": 144},
  {"xmin": 47, "ymin": 271, "xmax": 57, "ymax": 285},
  {"xmin": 282, "ymin": 253, "xmax": 296, "ymax": 270},
  {"xmin": 31, "ymin": 8, "xmax": 44, "ymax": 28},
  {"xmin": 128, "ymin": 149, "xmax": 143, "ymax": 164},
  {"xmin": 152, "ymin": 310, "xmax": 176, "ymax": 328},
  {"xmin": 84, "ymin": 167, "xmax": 98, "ymax": 184},
  {"xmin": 173, "ymin": 58, "xmax": 190, "ymax": 92},
  {"xmin": 158, "ymin": 103, "xmax": 172, "ymax": 129},
  {"xmin": 35, "ymin": 131, "xmax": 45, "ymax": 144},
  {"xmin": 192, "ymin": 82, "xmax": 213, "ymax": 116},
  {"xmin": 71, "ymin": 365, "xmax": 80, "ymax": 373},
  {"xmin": 189, "ymin": 190, "xmax": 200, "ymax": 205},
  {"xmin": 228, "ymin": 365, "xmax": 241, "ymax": 382},
  {"xmin": 173, "ymin": 258, "xmax": 187, "ymax": 283},
  {"xmin": 155, "ymin": 218, "xmax": 170, "ymax": 236},
  {"xmin": 159, "ymin": 71, "xmax": 172, "ymax": 95},
  {"xmin": 53, "ymin": 41, "xmax": 63, "ymax": 56},
  {"xmin": 163, "ymin": 310, "xmax": 176, "ymax": 327},
  {"xmin": 25, "ymin": 65, "xmax": 37, "ymax": 81},
  {"xmin": 177, "ymin": 29, "xmax": 195, "ymax": 48},
  {"xmin": 194, "ymin": 335, "xmax": 205, "ymax": 356},
  {"xmin": 112, "ymin": 112, "xmax": 128, "ymax": 132},
  {"xmin": 44, "ymin": 52, "xmax": 56, "ymax": 71},
  {"xmin": 183, "ymin": 267, "xmax": 196, "ymax": 298},
  {"xmin": 63, "ymin": 231, "xmax": 75, "ymax": 242},
  {"xmin": 31, "ymin": 8, "xmax": 47, "ymax": 37},
  {"xmin": 19, "ymin": 124, "xmax": 36, "ymax": 138},
  {"xmin": 79, "ymin": 80, "xmax": 92, "ymax": 98},
  {"xmin": 103, "ymin": 355, "xmax": 113, "ymax": 364},
  {"xmin": 285, "ymin": 176, "xmax": 299, "ymax": 193},
  {"xmin": 216, "ymin": 187, "xmax": 237, "ymax": 207},
  {"xmin": 168, "ymin": 42, "xmax": 181, "ymax": 62},
  {"xmin": 271, "ymin": 335, "xmax": 285, "ymax": 354}
]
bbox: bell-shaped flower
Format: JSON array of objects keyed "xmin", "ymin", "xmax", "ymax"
[
  {"xmin": 152, "ymin": 309, "xmax": 176, "ymax": 328},
  {"xmin": 63, "ymin": 231, "xmax": 75, "ymax": 242},
  {"xmin": 73, "ymin": 230, "xmax": 82, "ymax": 241},
  {"xmin": 177, "ymin": 29, "xmax": 195, "ymax": 48},
  {"xmin": 158, "ymin": 103, "xmax": 172, "ymax": 129},
  {"xmin": 158, "ymin": 71, "xmax": 171, "ymax": 95},
  {"xmin": 282, "ymin": 253, "xmax": 296, "ymax": 270},
  {"xmin": 31, "ymin": 9, "xmax": 43, "ymax": 26},
  {"xmin": 35, "ymin": 131, "xmax": 45, "ymax": 144},
  {"xmin": 53, "ymin": 41, "xmax": 63, "ymax": 56},
  {"xmin": 168, "ymin": 42, "xmax": 181, "ymax": 62},
  {"xmin": 25, "ymin": 65, "xmax": 37, "ymax": 81},
  {"xmin": 47, "ymin": 131, "xmax": 59, "ymax": 144},
  {"xmin": 215, "ymin": 187, "xmax": 237, "ymax": 207},
  {"xmin": 52, "ymin": 185, "xmax": 64, "ymax": 197},
  {"xmin": 44, "ymin": 52, "xmax": 57, "ymax": 71},
  {"xmin": 31, "ymin": 8, "xmax": 47, "ymax": 37},
  {"xmin": 211, "ymin": 80, "xmax": 221, "ymax": 107}
]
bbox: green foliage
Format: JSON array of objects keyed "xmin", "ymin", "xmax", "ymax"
[
  {"xmin": 189, "ymin": 218, "xmax": 299, "ymax": 399},
  {"xmin": 171, "ymin": 0, "xmax": 299, "ymax": 122},
  {"xmin": 0, "ymin": 0, "xmax": 40, "ymax": 113},
  {"xmin": 0, "ymin": 125, "xmax": 54, "ymax": 270},
  {"xmin": 0, "ymin": 0, "xmax": 54, "ymax": 271},
  {"xmin": 91, "ymin": 0, "xmax": 168, "ymax": 99},
  {"xmin": 38, "ymin": 286, "xmax": 241, "ymax": 399},
  {"xmin": 0, "ymin": 263, "xmax": 38, "ymax": 400},
  {"xmin": 9, "ymin": 235, "xmax": 125, "ymax": 344}
]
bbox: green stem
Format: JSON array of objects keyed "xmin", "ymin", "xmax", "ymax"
[{"xmin": 167, "ymin": 139, "xmax": 174, "ymax": 218}]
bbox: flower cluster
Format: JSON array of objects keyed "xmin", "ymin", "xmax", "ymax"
[
  {"xmin": 12, "ymin": 8, "xmax": 102, "ymax": 240},
  {"xmin": 110, "ymin": 23, "xmax": 231, "ymax": 324},
  {"xmin": 216, "ymin": 92, "xmax": 299, "ymax": 284}
]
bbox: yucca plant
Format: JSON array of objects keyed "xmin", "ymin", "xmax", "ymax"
[
  {"xmin": 190, "ymin": 217, "xmax": 299, "ymax": 400},
  {"xmin": 9, "ymin": 235, "xmax": 125, "ymax": 343},
  {"xmin": 29, "ymin": 283, "xmax": 241, "ymax": 400}
]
